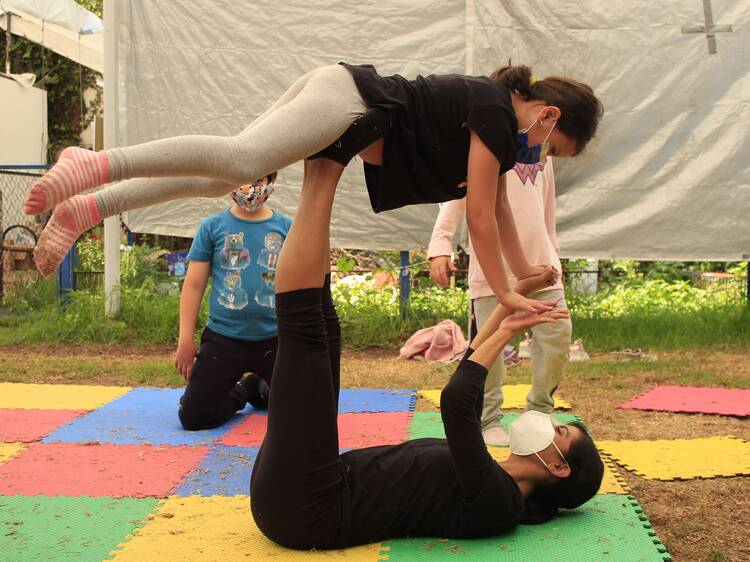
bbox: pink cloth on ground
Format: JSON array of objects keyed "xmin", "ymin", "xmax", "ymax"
[{"xmin": 399, "ymin": 320, "xmax": 468, "ymax": 363}]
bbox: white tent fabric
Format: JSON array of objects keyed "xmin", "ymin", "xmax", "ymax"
[
  {"xmin": 0, "ymin": 0, "xmax": 103, "ymax": 72},
  {"xmin": 118, "ymin": 0, "xmax": 749, "ymax": 259},
  {"xmin": 1, "ymin": 0, "xmax": 102, "ymax": 34}
]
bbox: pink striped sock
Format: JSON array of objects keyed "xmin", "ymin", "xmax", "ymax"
[
  {"xmin": 33, "ymin": 194, "xmax": 102, "ymax": 278},
  {"xmin": 24, "ymin": 147, "xmax": 109, "ymax": 215}
]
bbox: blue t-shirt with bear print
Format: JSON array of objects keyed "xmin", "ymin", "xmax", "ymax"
[{"xmin": 188, "ymin": 209, "xmax": 293, "ymax": 341}]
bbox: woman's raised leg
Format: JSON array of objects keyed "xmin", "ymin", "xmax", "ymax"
[{"xmin": 250, "ymin": 158, "xmax": 348, "ymax": 550}]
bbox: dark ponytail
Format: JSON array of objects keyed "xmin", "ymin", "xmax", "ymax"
[
  {"xmin": 491, "ymin": 62, "xmax": 604, "ymax": 154},
  {"xmin": 522, "ymin": 421, "xmax": 604, "ymax": 524},
  {"xmin": 491, "ymin": 64, "xmax": 534, "ymax": 100}
]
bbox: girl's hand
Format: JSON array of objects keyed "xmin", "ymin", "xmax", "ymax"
[
  {"xmin": 429, "ymin": 256, "xmax": 457, "ymax": 288},
  {"xmin": 175, "ymin": 340, "xmax": 197, "ymax": 382},
  {"xmin": 515, "ymin": 266, "xmax": 558, "ymax": 296},
  {"xmin": 498, "ymin": 290, "xmax": 556, "ymax": 313},
  {"xmin": 520, "ymin": 264, "xmax": 558, "ymax": 284},
  {"xmin": 500, "ymin": 308, "xmax": 570, "ymax": 334}
]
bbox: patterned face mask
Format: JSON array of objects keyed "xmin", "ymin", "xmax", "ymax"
[
  {"xmin": 231, "ymin": 177, "xmax": 275, "ymax": 212},
  {"xmin": 516, "ymin": 110, "xmax": 557, "ymax": 165}
]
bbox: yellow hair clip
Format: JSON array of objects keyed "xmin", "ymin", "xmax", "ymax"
[{"xmin": 530, "ymin": 75, "xmax": 537, "ymax": 87}]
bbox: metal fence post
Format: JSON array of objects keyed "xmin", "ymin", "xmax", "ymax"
[
  {"xmin": 399, "ymin": 250, "xmax": 411, "ymax": 319},
  {"xmin": 56, "ymin": 245, "xmax": 78, "ymax": 303}
]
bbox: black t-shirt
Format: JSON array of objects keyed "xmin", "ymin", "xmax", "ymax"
[
  {"xmin": 337, "ymin": 356, "xmax": 524, "ymax": 546},
  {"xmin": 342, "ymin": 63, "xmax": 518, "ymax": 213}
]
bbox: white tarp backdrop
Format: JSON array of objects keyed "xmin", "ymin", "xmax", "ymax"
[{"xmin": 117, "ymin": 0, "xmax": 749, "ymax": 259}]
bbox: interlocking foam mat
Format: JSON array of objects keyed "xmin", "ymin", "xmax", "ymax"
[
  {"xmin": 598, "ymin": 436, "xmax": 750, "ymax": 481},
  {"xmin": 0, "ymin": 383, "xmax": 130, "ymax": 409},
  {"xmin": 0, "ymin": 496, "xmax": 158, "ymax": 562},
  {"xmin": 0, "ymin": 382, "xmax": 668, "ymax": 561},
  {"xmin": 381, "ymin": 495, "xmax": 670, "ymax": 562},
  {"xmin": 338, "ymin": 389, "xmax": 417, "ymax": 413},
  {"xmin": 220, "ymin": 411, "xmax": 412, "ymax": 448},
  {"xmin": 409, "ymin": 412, "xmax": 581, "ymax": 441},
  {"xmin": 108, "ymin": 495, "xmax": 385, "ymax": 561},
  {"xmin": 0, "ymin": 443, "xmax": 209, "ymax": 497},
  {"xmin": 0, "ymin": 409, "xmax": 86, "ymax": 442},
  {"xmin": 0, "ymin": 442, "xmax": 25, "ymax": 464},
  {"xmin": 618, "ymin": 385, "xmax": 750, "ymax": 417},
  {"xmin": 419, "ymin": 385, "xmax": 572, "ymax": 410}
]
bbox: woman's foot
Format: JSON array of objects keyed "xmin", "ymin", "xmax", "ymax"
[
  {"xmin": 33, "ymin": 194, "xmax": 101, "ymax": 277},
  {"xmin": 24, "ymin": 147, "xmax": 109, "ymax": 215}
]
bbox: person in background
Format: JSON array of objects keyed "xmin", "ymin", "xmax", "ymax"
[
  {"xmin": 429, "ymin": 157, "xmax": 572, "ymax": 446},
  {"xmin": 175, "ymin": 175, "xmax": 292, "ymax": 430}
]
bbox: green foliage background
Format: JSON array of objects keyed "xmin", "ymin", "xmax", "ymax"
[{"xmin": 0, "ymin": 0, "xmax": 103, "ymax": 160}]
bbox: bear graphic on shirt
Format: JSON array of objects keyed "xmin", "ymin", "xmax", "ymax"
[
  {"xmin": 218, "ymin": 269, "xmax": 249, "ymax": 310},
  {"xmin": 220, "ymin": 232, "xmax": 251, "ymax": 270}
]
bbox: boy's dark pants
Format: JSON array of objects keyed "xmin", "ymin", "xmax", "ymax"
[{"xmin": 179, "ymin": 327, "xmax": 277, "ymax": 430}]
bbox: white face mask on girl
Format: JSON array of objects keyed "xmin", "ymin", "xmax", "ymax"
[{"xmin": 509, "ymin": 410, "xmax": 569, "ymax": 469}]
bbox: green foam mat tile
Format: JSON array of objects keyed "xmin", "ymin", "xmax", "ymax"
[
  {"xmin": 0, "ymin": 495, "xmax": 159, "ymax": 562},
  {"xmin": 380, "ymin": 494, "xmax": 670, "ymax": 562},
  {"xmin": 409, "ymin": 412, "xmax": 582, "ymax": 441}
]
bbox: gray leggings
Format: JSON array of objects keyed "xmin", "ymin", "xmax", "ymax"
[{"xmin": 95, "ymin": 64, "xmax": 367, "ymax": 217}]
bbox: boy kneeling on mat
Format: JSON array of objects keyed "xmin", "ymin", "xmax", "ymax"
[{"xmin": 175, "ymin": 174, "xmax": 292, "ymax": 430}]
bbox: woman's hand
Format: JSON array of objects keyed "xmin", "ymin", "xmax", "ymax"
[
  {"xmin": 429, "ymin": 256, "xmax": 457, "ymax": 288},
  {"xmin": 498, "ymin": 290, "xmax": 556, "ymax": 313},
  {"xmin": 175, "ymin": 340, "xmax": 197, "ymax": 382},
  {"xmin": 500, "ymin": 308, "xmax": 570, "ymax": 334}
]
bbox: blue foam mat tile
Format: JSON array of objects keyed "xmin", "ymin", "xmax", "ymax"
[
  {"xmin": 43, "ymin": 408, "xmax": 246, "ymax": 446},
  {"xmin": 175, "ymin": 445, "xmax": 259, "ymax": 496},
  {"xmin": 175, "ymin": 446, "xmax": 354, "ymax": 496},
  {"xmin": 338, "ymin": 389, "xmax": 416, "ymax": 413},
  {"xmin": 96, "ymin": 387, "xmax": 185, "ymax": 411}
]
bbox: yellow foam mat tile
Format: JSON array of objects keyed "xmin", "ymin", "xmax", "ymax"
[
  {"xmin": 599, "ymin": 455, "xmax": 629, "ymax": 494},
  {"xmin": 109, "ymin": 495, "xmax": 385, "ymax": 562},
  {"xmin": 487, "ymin": 446, "xmax": 510, "ymax": 463},
  {"xmin": 419, "ymin": 385, "xmax": 571, "ymax": 410},
  {"xmin": 0, "ymin": 442, "xmax": 25, "ymax": 464},
  {"xmin": 0, "ymin": 383, "xmax": 131, "ymax": 410},
  {"xmin": 598, "ymin": 436, "xmax": 750, "ymax": 481}
]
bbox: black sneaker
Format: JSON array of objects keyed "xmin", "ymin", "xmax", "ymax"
[{"xmin": 242, "ymin": 374, "xmax": 270, "ymax": 410}]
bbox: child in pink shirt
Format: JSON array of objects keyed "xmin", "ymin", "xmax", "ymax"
[{"xmin": 428, "ymin": 157, "xmax": 572, "ymax": 446}]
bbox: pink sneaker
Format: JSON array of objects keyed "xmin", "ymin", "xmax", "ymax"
[
  {"xmin": 517, "ymin": 333, "xmax": 532, "ymax": 360},
  {"xmin": 568, "ymin": 339, "xmax": 590, "ymax": 362}
]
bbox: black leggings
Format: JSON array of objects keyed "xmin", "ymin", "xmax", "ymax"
[
  {"xmin": 250, "ymin": 276, "xmax": 344, "ymax": 550},
  {"xmin": 178, "ymin": 328, "xmax": 277, "ymax": 430}
]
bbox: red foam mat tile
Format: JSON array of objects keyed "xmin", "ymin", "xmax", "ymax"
[
  {"xmin": 339, "ymin": 412, "xmax": 412, "ymax": 448},
  {"xmin": 618, "ymin": 385, "xmax": 750, "ymax": 417},
  {"xmin": 0, "ymin": 442, "xmax": 209, "ymax": 497},
  {"xmin": 0, "ymin": 408, "xmax": 87, "ymax": 442},
  {"xmin": 219, "ymin": 412, "xmax": 412, "ymax": 448},
  {"xmin": 219, "ymin": 414, "xmax": 267, "ymax": 447}
]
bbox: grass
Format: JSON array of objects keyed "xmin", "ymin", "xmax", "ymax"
[{"xmin": 1, "ymin": 275, "xmax": 748, "ymax": 352}]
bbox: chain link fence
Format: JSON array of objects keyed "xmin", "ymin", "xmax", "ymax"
[{"xmin": 1, "ymin": 170, "xmax": 46, "ymax": 300}]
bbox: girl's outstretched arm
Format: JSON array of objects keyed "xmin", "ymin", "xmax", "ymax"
[{"xmin": 466, "ymin": 132, "xmax": 554, "ymax": 313}]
